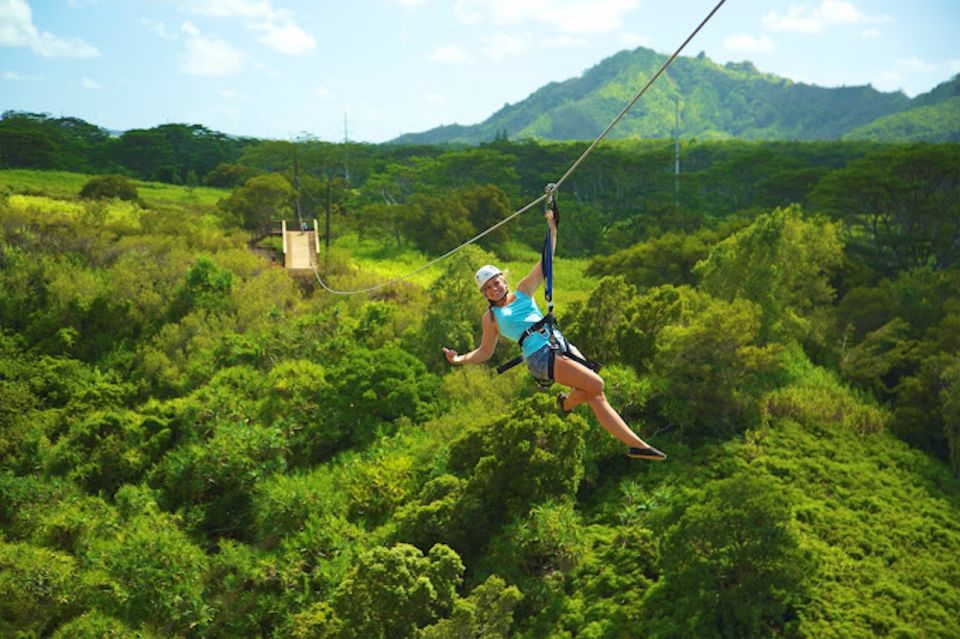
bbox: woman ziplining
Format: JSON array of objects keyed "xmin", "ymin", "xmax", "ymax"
[
  {"xmin": 308, "ymin": 1, "xmax": 728, "ymax": 459},
  {"xmin": 441, "ymin": 204, "xmax": 666, "ymax": 461}
]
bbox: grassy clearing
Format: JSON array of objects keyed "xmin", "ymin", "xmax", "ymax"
[
  {"xmin": 0, "ymin": 169, "xmax": 229, "ymax": 209},
  {"xmin": 1, "ymin": 171, "xmax": 601, "ymax": 300},
  {"xmin": 329, "ymin": 233, "xmax": 441, "ymax": 290},
  {"xmin": 329, "ymin": 232, "xmax": 600, "ymax": 302}
]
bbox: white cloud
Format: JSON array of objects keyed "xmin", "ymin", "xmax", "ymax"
[
  {"xmin": 2, "ymin": 69, "xmax": 40, "ymax": 80},
  {"xmin": 423, "ymin": 93, "xmax": 446, "ymax": 104},
  {"xmin": 548, "ymin": 34, "xmax": 588, "ymax": 48},
  {"xmin": 79, "ymin": 76, "xmax": 100, "ymax": 89},
  {"xmin": 394, "ymin": 0, "xmax": 428, "ymax": 6},
  {"xmin": 429, "ymin": 44, "xmax": 474, "ymax": 65},
  {"xmin": 179, "ymin": 23, "xmax": 245, "ymax": 75},
  {"xmin": 315, "ymin": 84, "xmax": 331, "ymax": 98},
  {"xmin": 763, "ymin": 1, "xmax": 890, "ymax": 35},
  {"xmin": 141, "ymin": 18, "xmax": 177, "ymax": 40},
  {"xmin": 860, "ymin": 28, "xmax": 880, "ymax": 39},
  {"xmin": 181, "ymin": 20, "xmax": 200, "ymax": 37},
  {"xmin": 219, "ymin": 88, "xmax": 247, "ymax": 100},
  {"xmin": 872, "ymin": 57, "xmax": 949, "ymax": 95},
  {"xmin": 0, "ymin": 0, "xmax": 100, "ymax": 57},
  {"xmin": 454, "ymin": 0, "xmax": 639, "ymax": 35},
  {"xmin": 724, "ymin": 33, "xmax": 774, "ymax": 53},
  {"xmin": 182, "ymin": 0, "xmax": 275, "ymax": 19},
  {"xmin": 950, "ymin": 59, "xmax": 960, "ymax": 75},
  {"xmin": 180, "ymin": 0, "xmax": 315, "ymax": 55},
  {"xmin": 481, "ymin": 31, "xmax": 532, "ymax": 61},
  {"xmin": 892, "ymin": 57, "xmax": 939, "ymax": 77},
  {"xmin": 251, "ymin": 19, "xmax": 314, "ymax": 55}
]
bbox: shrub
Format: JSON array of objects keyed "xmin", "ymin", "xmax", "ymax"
[
  {"xmin": 326, "ymin": 345, "xmax": 442, "ymax": 447},
  {"xmin": 513, "ymin": 500, "xmax": 586, "ymax": 576},
  {"xmin": 151, "ymin": 420, "xmax": 287, "ymax": 540},
  {"xmin": 420, "ymin": 575, "xmax": 523, "ymax": 639},
  {"xmin": 651, "ymin": 292, "xmax": 783, "ymax": 440},
  {"xmin": 259, "ymin": 359, "xmax": 334, "ymax": 466},
  {"xmin": 252, "ymin": 467, "xmax": 346, "ymax": 547},
  {"xmin": 642, "ymin": 472, "xmax": 814, "ymax": 638},
  {"xmin": 395, "ymin": 395, "xmax": 587, "ymax": 555},
  {"xmin": 79, "ymin": 174, "xmax": 140, "ymax": 202},
  {"xmin": 330, "ymin": 543, "xmax": 463, "ymax": 639},
  {"xmin": 43, "ymin": 409, "xmax": 150, "ymax": 496},
  {"xmin": 0, "ymin": 541, "xmax": 92, "ymax": 637},
  {"xmin": 203, "ymin": 540, "xmax": 301, "ymax": 638},
  {"xmin": 84, "ymin": 488, "xmax": 210, "ymax": 634},
  {"xmin": 51, "ymin": 610, "xmax": 147, "ymax": 638}
]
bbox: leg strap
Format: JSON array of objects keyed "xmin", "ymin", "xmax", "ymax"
[{"xmin": 496, "ymin": 355, "xmax": 525, "ymax": 375}]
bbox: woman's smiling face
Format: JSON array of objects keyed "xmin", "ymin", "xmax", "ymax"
[{"xmin": 481, "ymin": 273, "xmax": 508, "ymax": 301}]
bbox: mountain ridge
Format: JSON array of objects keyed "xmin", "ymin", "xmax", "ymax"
[{"xmin": 391, "ymin": 47, "xmax": 956, "ymax": 144}]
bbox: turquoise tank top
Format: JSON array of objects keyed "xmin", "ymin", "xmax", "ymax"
[{"xmin": 491, "ymin": 290, "xmax": 551, "ymax": 358}]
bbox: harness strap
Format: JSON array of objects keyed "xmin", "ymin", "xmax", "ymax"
[
  {"xmin": 496, "ymin": 312, "xmax": 602, "ymax": 377},
  {"xmin": 495, "ymin": 313, "xmax": 550, "ymax": 374},
  {"xmin": 496, "ymin": 354, "xmax": 524, "ymax": 375},
  {"xmin": 543, "ymin": 184, "xmax": 557, "ymax": 314}
]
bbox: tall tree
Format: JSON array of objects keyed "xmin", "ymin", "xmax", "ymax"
[
  {"xmin": 812, "ymin": 144, "xmax": 960, "ymax": 273},
  {"xmin": 221, "ymin": 173, "xmax": 295, "ymax": 230}
]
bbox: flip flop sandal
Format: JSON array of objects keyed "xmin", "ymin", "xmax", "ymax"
[
  {"xmin": 556, "ymin": 392, "xmax": 572, "ymax": 418},
  {"xmin": 627, "ymin": 446, "xmax": 667, "ymax": 461}
]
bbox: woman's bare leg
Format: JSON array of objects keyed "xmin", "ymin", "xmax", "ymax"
[{"xmin": 552, "ymin": 355, "xmax": 651, "ymax": 449}]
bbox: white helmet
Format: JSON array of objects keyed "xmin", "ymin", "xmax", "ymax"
[{"xmin": 474, "ymin": 264, "xmax": 502, "ymax": 290}]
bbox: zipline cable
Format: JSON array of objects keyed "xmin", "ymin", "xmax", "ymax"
[{"xmin": 311, "ymin": 0, "xmax": 727, "ymax": 295}]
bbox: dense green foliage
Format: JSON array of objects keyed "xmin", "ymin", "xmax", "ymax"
[
  {"xmin": 0, "ymin": 135, "xmax": 958, "ymax": 637},
  {"xmin": 0, "ymin": 113, "xmax": 255, "ymax": 183}
]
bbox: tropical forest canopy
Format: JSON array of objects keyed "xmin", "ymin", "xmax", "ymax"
[{"xmin": 0, "ymin": 119, "xmax": 959, "ymax": 637}]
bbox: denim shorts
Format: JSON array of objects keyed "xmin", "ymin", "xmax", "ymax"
[{"xmin": 525, "ymin": 334, "xmax": 571, "ymax": 382}]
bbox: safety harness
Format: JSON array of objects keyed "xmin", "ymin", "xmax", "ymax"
[{"xmin": 495, "ymin": 184, "xmax": 601, "ymax": 387}]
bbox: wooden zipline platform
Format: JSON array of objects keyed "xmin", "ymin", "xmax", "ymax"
[
  {"xmin": 282, "ymin": 219, "xmax": 320, "ymax": 271},
  {"xmin": 252, "ymin": 219, "xmax": 321, "ymax": 271}
]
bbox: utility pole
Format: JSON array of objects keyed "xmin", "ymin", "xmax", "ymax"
[
  {"xmin": 674, "ymin": 98, "xmax": 681, "ymax": 204},
  {"xmin": 343, "ymin": 113, "xmax": 350, "ymax": 183},
  {"xmin": 325, "ymin": 177, "xmax": 331, "ymax": 256},
  {"xmin": 294, "ymin": 155, "xmax": 303, "ymax": 228}
]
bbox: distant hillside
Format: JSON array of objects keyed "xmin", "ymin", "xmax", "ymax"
[
  {"xmin": 843, "ymin": 75, "xmax": 960, "ymax": 142},
  {"xmin": 392, "ymin": 47, "xmax": 957, "ymax": 144},
  {"xmin": 842, "ymin": 98, "xmax": 960, "ymax": 142}
]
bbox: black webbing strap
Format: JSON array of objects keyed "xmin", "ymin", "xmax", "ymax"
[
  {"xmin": 495, "ymin": 312, "xmax": 602, "ymax": 377},
  {"xmin": 543, "ymin": 184, "xmax": 557, "ymax": 314},
  {"xmin": 495, "ymin": 315, "xmax": 552, "ymax": 374},
  {"xmin": 496, "ymin": 354, "xmax": 525, "ymax": 375}
]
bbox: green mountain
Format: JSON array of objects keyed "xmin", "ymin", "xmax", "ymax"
[
  {"xmin": 844, "ymin": 75, "xmax": 960, "ymax": 142},
  {"xmin": 392, "ymin": 47, "xmax": 953, "ymax": 144}
]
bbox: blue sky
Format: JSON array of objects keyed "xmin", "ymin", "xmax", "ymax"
[{"xmin": 2, "ymin": 0, "xmax": 958, "ymax": 142}]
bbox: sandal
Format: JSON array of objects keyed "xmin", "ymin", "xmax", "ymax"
[
  {"xmin": 556, "ymin": 392, "xmax": 572, "ymax": 418},
  {"xmin": 627, "ymin": 446, "xmax": 667, "ymax": 461}
]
